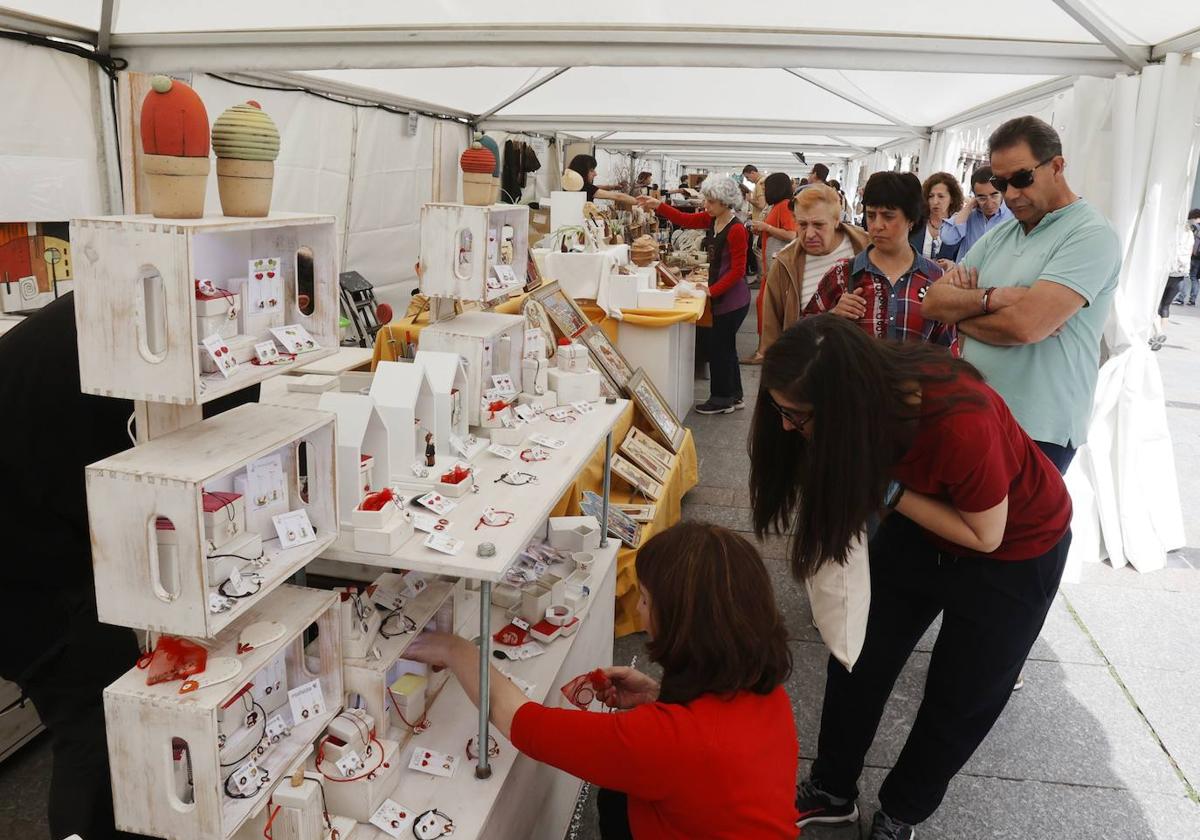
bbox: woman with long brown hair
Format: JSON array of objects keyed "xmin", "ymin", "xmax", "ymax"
[
  {"xmin": 749, "ymin": 315, "xmax": 1071, "ymax": 840},
  {"xmin": 406, "ymin": 522, "xmax": 798, "ymax": 839}
]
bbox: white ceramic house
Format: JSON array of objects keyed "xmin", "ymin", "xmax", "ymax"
[
  {"xmin": 369, "ymin": 360, "xmax": 436, "ymax": 479},
  {"xmin": 318, "ymin": 392, "xmax": 392, "ymax": 527},
  {"xmin": 414, "ymin": 350, "xmax": 469, "ymax": 447}
]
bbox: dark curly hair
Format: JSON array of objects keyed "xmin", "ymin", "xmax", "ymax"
[{"xmin": 922, "ymin": 172, "xmax": 965, "ymax": 216}]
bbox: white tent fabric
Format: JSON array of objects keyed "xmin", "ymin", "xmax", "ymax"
[
  {"xmin": 0, "ymin": 39, "xmax": 108, "ymax": 220},
  {"xmin": 1061, "ymin": 56, "xmax": 1200, "ymax": 577}
]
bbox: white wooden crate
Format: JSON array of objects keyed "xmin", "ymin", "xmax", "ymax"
[
  {"xmin": 418, "ymin": 204, "xmax": 529, "ymax": 302},
  {"xmin": 103, "ymin": 585, "xmax": 343, "ymax": 840},
  {"xmin": 417, "ymin": 312, "xmax": 525, "ymax": 427},
  {"xmin": 70, "ymin": 213, "xmax": 339, "ymax": 405},
  {"xmin": 86, "ymin": 402, "xmax": 340, "ymax": 638},
  {"xmin": 342, "ymin": 579, "xmax": 456, "ymax": 740}
]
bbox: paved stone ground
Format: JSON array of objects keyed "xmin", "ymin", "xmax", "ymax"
[{"xmin": 2, "ymin": 305, "xmax": 1198, "ymax": 840}]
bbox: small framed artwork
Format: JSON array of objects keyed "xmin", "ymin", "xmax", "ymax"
[
  {"xmin": 532, "ymin": 281, "xmax": 590, "ymax": 340},
  {"xmin": 626, "ymin": 427, "xmax": 675, "ymax": 471},
  {"xmin": 614, "ymin": 503, "xmax": 656, "ymax": 523},
  {"xmin": 524, "ymin": 252, "xmax": 544, "ymax": 293},
  {"xmin": 591, "ymin": 362, "xmax": 621, "ymax": 400},
  {"xmin": 619, "ymin": 434, "xmax": 672, "ymax": 483},
  {"xmin": 581, "ymin": 325, "xmax": 634, "ymax": 393},
  {"xmin": 580, "ymin": 491, "xmax": 642, "ymax": 548},
  {"xmin": 610, "ymin": 454, "xmax": 664, "ymax": 500},
  {"xmin": 654, "ymin": 263, "xmax": 679, "ymax": 288},
  {"xmin": 627, "ymin": 369, "xmax": 686, "ymax": 453}
]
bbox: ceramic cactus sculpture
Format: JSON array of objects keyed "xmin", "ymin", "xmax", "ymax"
[
  {"xmin": 140, "ymin": 75, "xmax": 210, "ymax": 218},
  {"xmin": 212, "ymin": 101, "xmax": 281, "ymax": 217},
  {"xmin": 460, "ymin": 140, "xmax": 497, "ymax": 206},
  {"xmin": 478, "ymin": 134, "xmax": 502, "ymax": 203}
]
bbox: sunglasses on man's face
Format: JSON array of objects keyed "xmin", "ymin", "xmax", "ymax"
[{"xmin": 989, "ymin": 157, "xmax": 1055, "ymax": 193}]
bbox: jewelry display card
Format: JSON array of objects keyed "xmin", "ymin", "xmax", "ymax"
[
  {"xmin": 272, "ymin": 509, "xmax": 317, "ymax": 549},
  {"xmin": 491, "ymin": 373, "xmax": 517, "ymax": 396},
  {"xmin": 571, "ymin": 400, "xmax": 596, "ymax": 415},
  {"xmin": 253, "ymin": 340, "xmax": 280, "ymax": 364},
  {"xmin": 488, "ymin": 443, "xmax": 517, "ymax": 460},
  {"xmin": 512, "ymin": 404, "xmax": 536, "ymax": 423},
  {"xmin": 412, "ymin": 513, "xmax": 450, "ymax": 533},
  {"xmin": 529, "ymin": 433, "xmax": 566, "ymax": 450},
  {"xmin": 416, "ymin": 492, "xmax": 457, "ymax": 516},
  {"xmin": 230, "ymin": 756, "xmax": 264, "ymax": 796},
  {"xmin": 371, "ymin": 800, "xmax": 416, "ymax": 838},
  {"xmin": 270, "ymin": 324, "xmax": 318, "ymax": 354},
  {"xmin": 247, "ymin": 257, "xmax": 282, "ymax": 313},
  {"xmin": 401, "ymin": 573, "xmax": 429, "ymax": 598},
  {"xmin": 201, "ymin": 333, "xmax": 239, "ymax": 378},
  {"xmin": 245, "ymin": 455, "xmax": 286, "ymax": 511},
  {"xmin": 408, "ymin": 747, "xmax": 459, "ymax": 778},
  {"xmin": 287, "ymin": 678, "xmax": 324, "ymax": 723},
  {"xmin": 423, "ymin": 532, "xmax": 463, "ymax": 556}
]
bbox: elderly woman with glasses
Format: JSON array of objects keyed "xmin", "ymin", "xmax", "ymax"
[{"xmin": 640, "ymin": 175, "xmax": 751, "ymax": 415}]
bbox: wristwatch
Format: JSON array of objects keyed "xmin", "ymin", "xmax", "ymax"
[{"xmin": 884, "ymin": 480, "xmax": 906, "ymax": 510}]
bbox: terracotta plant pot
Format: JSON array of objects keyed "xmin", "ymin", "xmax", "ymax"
[
  {"xmin": 462, "ymin": 171, "xmax": 493, "ymax": 206},
  {"xmin": 216, "ymin": 158, "xmax": 275, "ymax": 217},
  {"xmin": 143, "ymin": 153, "xmax": 209, "ymax": 219}
]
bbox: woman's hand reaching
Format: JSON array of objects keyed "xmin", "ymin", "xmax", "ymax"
[{"xmin": 596, "ymin": 666, "xmax": 660, "ymax": 710}]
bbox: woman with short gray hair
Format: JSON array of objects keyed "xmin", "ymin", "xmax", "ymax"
[{"xmin": 640, "ymin": 174, "xmax": 751, "ymax": 415}]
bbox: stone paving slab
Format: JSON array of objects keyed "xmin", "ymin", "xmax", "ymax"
[{"xmin": 1062, "ymin": 583, "xmax": 1200, "ymax": 671}]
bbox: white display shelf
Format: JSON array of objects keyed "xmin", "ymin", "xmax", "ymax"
[
  {"xmin": 353, "ymin": 542, "xmax": 618, "ymax": 840},
  {"xmin": 70, "ymin": 212, "xmax": 338, "ymax": 405},
  {"xmin": 418, "ymin": 203, "xmax": 529, "ymax": 303},
  {"xmin": 103, "ymin": 585, "xmax": 343, "ymax": 840},
  {"xmin": 342, "ymin": 579, "xmax": 457, "ymax": 739},
  {"xmin": 86, "ymin": 402, "xmax": 339, "ymax": 638},
  {"xmin": 320, "ymin": 399, "xmax": 627, "ymax": 581},
  {"xmin": 290, "ymin": 346, "xmax": 374, "ymax": 376}
]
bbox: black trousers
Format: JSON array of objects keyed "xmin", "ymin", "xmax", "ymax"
[
  {"xmin": 597, "ymin": 787, "xmax": 634, "ymax": 839},
  {"xmin": 0, "ymin": 586, "xmax": 143, "ymax": 840},
  {"xmin": 811, "ymin": 514, "xmax": 1070, "ymax": 825},
  {"xmin": 697, "ymin": 303, "xmax": 749, "ymax": 406}
]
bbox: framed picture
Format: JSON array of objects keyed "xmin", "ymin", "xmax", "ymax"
[
  {"xmin": 610, "ymin": 454, "xmax": 664, "ymax": 501},
  {"xmin": 626, "ymin": 427, "xmax": 675, "ymax": 471},
  {"xmin": 524, "ymin": 252, "xmax": 543, "ymax": 293},
  {"xmin": 581, "ymin": 325, "xmax": 634, "ymax": 393},
  {"xmin": 531, "ymin": 281, "xmax": 590, "ymax": 340},
  {"xmin": 627, "ymin": 369, "xmax": 685, "ymax": 453},
  {"xmin": 619, "ymin": 434, "xmax": 672, "ymax": 483},
  {"xmin": 654, "ymin": 262, "xmax": 679, "ymax": 288},
  {"xmin": 591, "ymin": 360, "xmax": 621, "ymax": 400},
  {"xmin": 614, "ymin": 503, "xmax": 656, "ymax": 523},
  {"xmin": 580, "ymin": 491, "xmax": 642, "ymax": 548}
]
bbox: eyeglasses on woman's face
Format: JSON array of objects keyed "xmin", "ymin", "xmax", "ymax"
[{"xmin": 766, "ymin": 391, "xmax": 813, "ymax": 433}]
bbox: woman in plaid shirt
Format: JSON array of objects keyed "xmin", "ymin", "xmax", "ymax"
[{"xmin": 803, "ymin": 172, "xmax": 957, "ymax": 352}]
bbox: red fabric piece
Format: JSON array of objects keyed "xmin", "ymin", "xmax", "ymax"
[
  {"xmin": 654, "ymin": 204, "xmax": 748, "ymax": 299},
  {"xmin": 138, "ymin": 636, "xmax": 208, "ymax": 685},
  {"xmin": 510, "ymin": 686, "xmax": 799, "ymax": 839},
  {"xmin": 892, "ymin": 372, "xmax": 1071, "ymax": 560},
  {"xmin": 359, "ymin": 488, "xmax": 395, "ymax": 511}
]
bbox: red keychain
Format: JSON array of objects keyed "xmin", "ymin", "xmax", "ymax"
[
  {"xmin": 137, "ymin": 636, "xmax": 208, "ymax": 686},
  {"xmin": 560, "ymin": 668, "xmax": 611, "ymax": 709}
]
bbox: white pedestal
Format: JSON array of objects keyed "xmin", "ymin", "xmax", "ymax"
[{"xmin": 615, "ymin": 319, "xmax": 697, "ymax": 421}]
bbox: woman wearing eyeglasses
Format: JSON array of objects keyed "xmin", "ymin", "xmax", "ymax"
[
  {"xmin": 406, "ymin": 522, "xmax": 798, "ymax": 840},
  {"xmin": 751, "ymin": 315, "xmax": 1071, "ymax": 840}
]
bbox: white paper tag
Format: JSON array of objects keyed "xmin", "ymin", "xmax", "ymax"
[
  {"xmin": 272, "ymin": 509, "xmax": 317, "ymax": 549},
  {"xmin": 423, "ymin": 533, "xmax": 463, "ymax": 555},
  {"xmin": 370, "ymin": 800, "xmax": 416, "ymax": 838},
  {"xmin": 530, "ymin": 433, "xmax": 566, "ymax": 450},
  {"xmin": 411, "ymin": 513, "xmax": 447, "ymax": 534},
  {"xmin": 230, "ymin": 757, "xmax": 263, "ymax": 796},
  {"xmin": 512, "ymin": 616, "xmax": 531, "ymax": 631},
  {"xmin": 226, "ymin": 567, "xmax": 255, "ymax": 597},
  {"xmin": 401, "ymin": 573, "xmax": 429, "ymax": 598},
  {"xmin": 488, "ymin": 443, "xmax": 517, "ymax": 460},
  {"xmin": 253, "ymin": 340, "xmax": 280, "ymax": 364},
  {"xmin": 493, "ymin": 264, "xmax": 519, "ymax": 290},
  {"xmin": 545, "ymin": 406, "xmax": 574, "ymax": 422},
  {"xmin": 270, "ymin": 324, "xmax": 318, "ymax": 354},
  {"xmin": 201, "ymin": 334, "xmax": 239, "ymax": 378},
  {"xmin": 264, "ymin": 715, "xmax": 290, "ymax": 741},
  {"xmin": 416, "ymin": 492, "xmax": 456, "ymax": 516},
  {"xmin": 572, "ymin": 400, "xmax": 596, "ymax": 415},
  {"xmin": 336, "ymin": 750, "xmax": 365, "ymax": 778},
  {"xmin": 245, "ymin": 455, "xmax": 286, "ymax": 510},
  {"xmin": 209, "ymin": 592, "xmax": 233, "ymax": 614},
  {"xmin": 408, "ymin": 747, "xmax": 459, "ymax": 778},
  {"xmin": 512, "ymin": 404, "xmax": 536, "ymax": 422},
  {"xmin": 287, "ymin": 678, "xmax": 324, "ymax": 724},
  {"xmin": 512, "ymin": 641, "xmax": 546, "ymax": 660}
]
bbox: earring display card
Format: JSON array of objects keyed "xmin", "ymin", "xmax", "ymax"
[
  {"xmin": 254, "ymin": 340, "xmax": 280, "ymax": 364},
  {"xmin": 529, "ymin": 433, "xmax": 566, "ymax": 450},
  {"xmin": 491, "ymin": 373, "xmax": 517, "ymax": 397},
  {"xmin": 408, "ymin": 747, "xmax": 459, "ymax": 778},
  {"xmin": 201, "ymin": 333, "xmax": 239, "ymax": 378},
  {"xmin": 270, "ymin": 324, "xmax": 318, "ymax": 354},
  {"xmin": 272, "ymin": 509, "xmax": 317, "ymax": 549},
  {"xmin": 244, "ymin": 455, "xmax": 287, "ymax": 510},
  {"xmin": 247, "ymin": 257, "xmax": 283, "ymax": 313},
  {"xmin": 423, "ymin": 532, "xmax": 463, "ymax": 556},
  {"xmin": 416, "ymin": 492, "xmax": 457, "ymax": 516},
  {"xmin": 287, "ymin": 678, "xmax": 324, "ymax": 723},
  {"xmin": 487, "ymin": 443, "xmax": 517, "ymax": 460},
  {"xmin": 371, "ymin": 800, "xmax": 416, "ymax": 838}
]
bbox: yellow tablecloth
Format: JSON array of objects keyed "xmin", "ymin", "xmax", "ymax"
[{"xmin": 546, "ymin": 403, "xmax": 698, "ymax": 637}]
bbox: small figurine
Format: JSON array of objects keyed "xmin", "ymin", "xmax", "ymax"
[{"xmin": 425, "ymin": 432, "xmax": 436, "ymax": 468}]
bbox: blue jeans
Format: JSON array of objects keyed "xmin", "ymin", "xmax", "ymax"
[
  {"xmin": 1188, "ymin": 258, "xmax": 1200, "ymax": 303},
  {"xmin": 1035, "ymin": 440, "xmax": 1076, "ymax": 476}
]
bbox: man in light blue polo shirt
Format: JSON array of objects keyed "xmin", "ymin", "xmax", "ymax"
[
  {"xmin": 943, "ymin": 165, "xmax": 1013, "ymax": 258},
  {"xmin": 923, "ymin": 115, "xmax": 1120, "ymax": 473}
]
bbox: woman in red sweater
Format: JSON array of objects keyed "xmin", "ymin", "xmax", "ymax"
[
  {"xmin": 639, "ymin": 175, "xmax": 750, "ymax": 415},
  {"xmin": 750, "ymin": 315, "xmax": 1071, "ymax": 840},
  {"xmin": 406, "ymin": 522, "xmax": 798, "ymax": 839}
]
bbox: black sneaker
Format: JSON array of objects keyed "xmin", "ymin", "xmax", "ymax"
[
  {"xmin": 694, "ymin": 401, "xmax": 735, "ymax": 415},
  {"xmin": 869, "ymin": 810, "xmax": 916, "ymax": 840},
  {"xmin": 732, "ymin": 398, "xmax": 746, "ymax": 410},
  {"xmin": 795, "ymin": 779, "xmax": 858, "ymax": 827}
]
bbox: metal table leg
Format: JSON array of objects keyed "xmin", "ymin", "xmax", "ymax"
[
  {"xmin": 475, "ymin": 579, "xmax": 493, "ymax": 779},
  {"xmin": 600, "ymin": 431, "xmax": 613, "ymax": 549}
]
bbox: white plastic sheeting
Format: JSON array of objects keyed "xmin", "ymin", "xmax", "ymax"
[
  {"xmin": 1061, "ymin": 56, "xmax": 1200, "ymax": 577},
  {"xmin": 0, "ymin": 39, "xmax": 108, "ymax": 220}
]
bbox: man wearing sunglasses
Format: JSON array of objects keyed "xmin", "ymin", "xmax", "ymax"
[
  {"xmin": 922, "ymin": 115, "xmax": 1120, "ymax": 476},
  {"xmin": 944, "ymin": 166, "xmax": 1012, "ymax": 258}
]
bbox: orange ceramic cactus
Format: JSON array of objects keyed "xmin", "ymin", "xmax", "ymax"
[
  {"xmin": 140, "ymin": 76, "xmax": 210, "ymax": 158},
  {"xmin": 459, "ymin": 142, "xmax": 496, "ymax": 175}
]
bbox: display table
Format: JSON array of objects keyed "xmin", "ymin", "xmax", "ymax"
[
  {"xmin": 612, "ymin": 295, "xmax": 704, "ymax": 421},
  {"xmin": 533, "ymin": 245, "xmax": 629, "ymax": 302}
]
